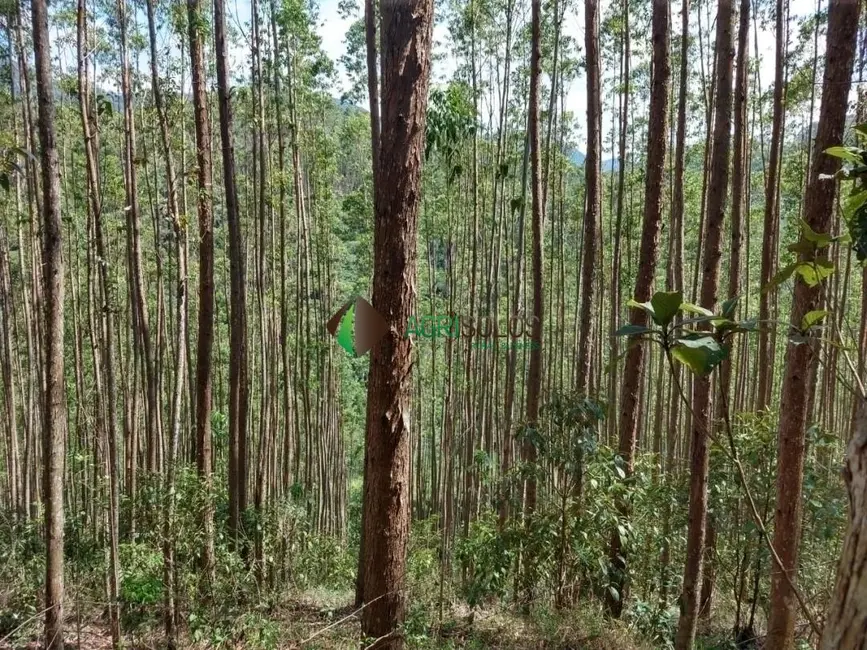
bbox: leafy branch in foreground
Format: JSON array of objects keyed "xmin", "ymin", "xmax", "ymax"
[
  {"xmin": 617, "ymin": 289, "xmax": 824, "ymax": 637},
  {"xmin": 615, "ymin": 290, "xmax": 755, "ymax": 377},
  {"xmin": 823, "ymin": 127, "xmax": 867, "ymax": 264}
]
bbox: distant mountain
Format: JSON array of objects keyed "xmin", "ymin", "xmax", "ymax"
[{"xmin": 568, "ymin": 149, "xmax": 619, "ymax": 173}]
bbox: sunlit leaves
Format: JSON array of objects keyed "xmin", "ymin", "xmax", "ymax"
[
  {"xmin": 614, "ymin": 324, "xmax": 653, "ymax": 337},
  {"xmin": 680, "ymin": 302, "xmax": 714, "ymax": 318},
  {"xmin": 801, "ymin": 310, "xmax": 829, "ymax": 331},
  {"xmin": 763, "ymin": 220, "xmax": 841, "ymax": 292},
  {"xmin": 625, "ymin": 290, "xmax": 683, "ymax": 328},
  {"xmin": 844, "ymin": 189, "xmax": 867, "ymax": 263},
  {"xmin": 650, "ymin": 291, "xmax": 684, "ymax": 327},
  {"xmin": 614, "ymin": 291, "xmax": 755, "ymax": 378},
  {"xmin": 824, "ymin": 135, "xmax": 867, "ymax": 262},
  {"xmin": 626, "ymin": 298, "xmax": 655, "ymax": 320},
  {"xmin": 671, "ymin": 336, "xmax": 728, "ymax": 377},
  {"xmin": 425, "ymin": 83, "xmax": 476, "ymax": 174},
  {"xmin": 800, "ymin": 218, "xmax": 835, "ymax": 247},
  {"xmin": 795, "ymin": 258, "xmax": 835, "ymax": 287},
  {"xmin": 824, "ymin": 146, "xmax": 864, "ymax": 165}
]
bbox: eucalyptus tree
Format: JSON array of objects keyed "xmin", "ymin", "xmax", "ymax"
[
  {"xmin": 607, "ymin": 0, "xmax": 669, "ymax": 618},
  {"xmin": 359, "ymin": 0, "xmax": 434, "ymax": 644},
  {"xmin": 187, "ymin": 0, "xmax": 217, "ymax": 591},
  {"xmin": 576, "ymin": 0, "xmax": 601, "ymax": 392},
  {"xmin": 769, "ymin": 1, "xmax": 861, "ymax": 645},
  {"xmin": 213, "ymin": 0, "xmax": 249, "ymax": 547},
  {"xmin": 521, "ymin": 0, "xmax": 543, "ymax": 602},
  {"xmin": 31, "ymin": 0, "xmax": 65, "ymax": 643},
  {"xmin": 757, "ymin": 0, "xmax": 787, "ymax": 411},
  {"xmin": 675, "ymin": 1, "xmax": 734, "ymax": 647}
]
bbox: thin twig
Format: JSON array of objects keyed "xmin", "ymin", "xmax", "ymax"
[
  {"xmin": 296, "ymin": 592, "xmax": 388, "ymax": 648},
  {"xmin": 363, "ymin": 630, "xmax": 397, "ymax": 649},
  {"xmin": 0, "ymin": 605, "xmax": 53, "ymax": 645}
]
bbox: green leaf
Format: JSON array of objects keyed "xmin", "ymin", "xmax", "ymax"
[
  {"xmin": 855, "ymin": 123, "xmax": 867, "ymax": 140},
  {"xmin": 795, "ymin": 259, "xmax": 835, "ymax": 287},
  {"xmin": 650, "ymin": 290, "xmax": 683, "ymax": 327},
  {"xmin": 615, "ymin": 324, "xmax": 654, "ymax": 337},
  {"xmin": 800, "ymin": 219, "xmax": 833, "ymax": 248},
  {"xmin": 627, "ymin": 298, "xmax": 655, "ymax": 319},
  {"xmin": 843, "ymin": 190, "xmax": 867, "ymax": 220},
  {"xmin": 712, "ymin": 318, "xmax": 737, "ymax": 332},
  {"xmin": 787, "ymin": 239, "xmax": 815, "ymax": 256},
  {"xmin": 825, "ymin": 146, "xmax": 863, "ymax": 164},
  {"xmin": 672, "ymin": 336, "xmax": 728, "ymax": 377},
  {"xmin": 763, "ymin": 261, "xmax": 799, "ymax": 293},
  {"xmin": 849, "ymin": 200, "xmax": 867, "ymax": 263},
  {"xmin": 607, "ymin": 586, "xmax": 620, "ymax": 602},
  {"xmin": 720, "ymin": 296, "xmax": 739, "ymax": 320},
  {"xmin": 680, "ymin": 302, "xmax": 713, "ymax": 317},
  {"xmin": 801, "ymin": 309, "xmax": 829, "ymax": 331}
]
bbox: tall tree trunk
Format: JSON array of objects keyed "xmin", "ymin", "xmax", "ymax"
[
  {"xmin": 670, "ymin": 0, "xmax": 688, "ymax": 297},
  {"xmin": 576, "ymin": 0, "xmax": 600, "ymax": 392},
  {"xmin": 356, "ymin": 0, "xmax": 381, "ymax": 606},
  {"xmin": 700, "ymin": 0, "xmax": 751, "ymax": 620},
  {"xmin": 187, "ymin": 0, "xmax": 217, "ymax": 592},
  {"xmin": 660, "ymin": 0, "xmax": 689, "ymax": 608},
  {"xmin": 76, "ymin": 2, "xmax": 121, "ymax": 643},
  {"xmin": 607, "ymin": 0, "xmax": 669, "ymax": 618},
  {"xmin": 521, "ymin": 0, "xmax": 544, "ymax": 601},
  {"xmin": 767, "ymin": 2, "xmax": 860, "ymax": 645},
  {"xmin": 214, "ymin": 0, "xmax": 249, "ymax": 546},
  {"xmin": 823, "ymin": 397, "xmax": 867, "ymax": 650},
  {"xmin": 116, "ymin": 0, "xmax": 160, "ymax": 482},
  {"xmin": 32, "ymin": 0, "xmax": 66, "ymax": 642},
  {"xmin": 756, "ymin": 0, "xmax": 786, "ymax": 411},
  {"xmin": 607, "ymin": 0, "xmax": 629, "ymax": 445},
  {"xmin": 674, "ymin": 1, "xmax": 733, "ymax": 647},
  {"xmin": 720, "ymin": 0, "xmax": 750, "ymax": 409},
  {"xmin": 359, "ymin": 0, "xmax": 433, "ymax": 644},
  {"xmin": 144, "ymin": 0, "xmax": 185, "ymax": 638}
]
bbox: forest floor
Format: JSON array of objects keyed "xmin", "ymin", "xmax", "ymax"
[{"xmin": 0, "ymin": 588, "xmax": 657, "ymax": 649}]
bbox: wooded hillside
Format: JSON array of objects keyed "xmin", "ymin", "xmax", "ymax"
[{"xmin": 0, "ymin": 0, "xmax": 866, "ymax": 648}]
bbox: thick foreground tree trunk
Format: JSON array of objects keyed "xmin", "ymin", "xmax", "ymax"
[
  {"xmin": 823, "ymin": 398, "xmax": 867, "ymax": 650},
  {"xmin": 356, "ymin": 0, "xmax": 381, "ymax": 605},
  {"xmin": 767, "ymin": 1, "xmax": 860, "ymax": 647},
  {"xmin": 32, "ymin": 0, "xmax": 66, "ymax": 644},
  {"xmin": 359, "ymin": 0, "xmax": 434, "ymax": 644}
]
